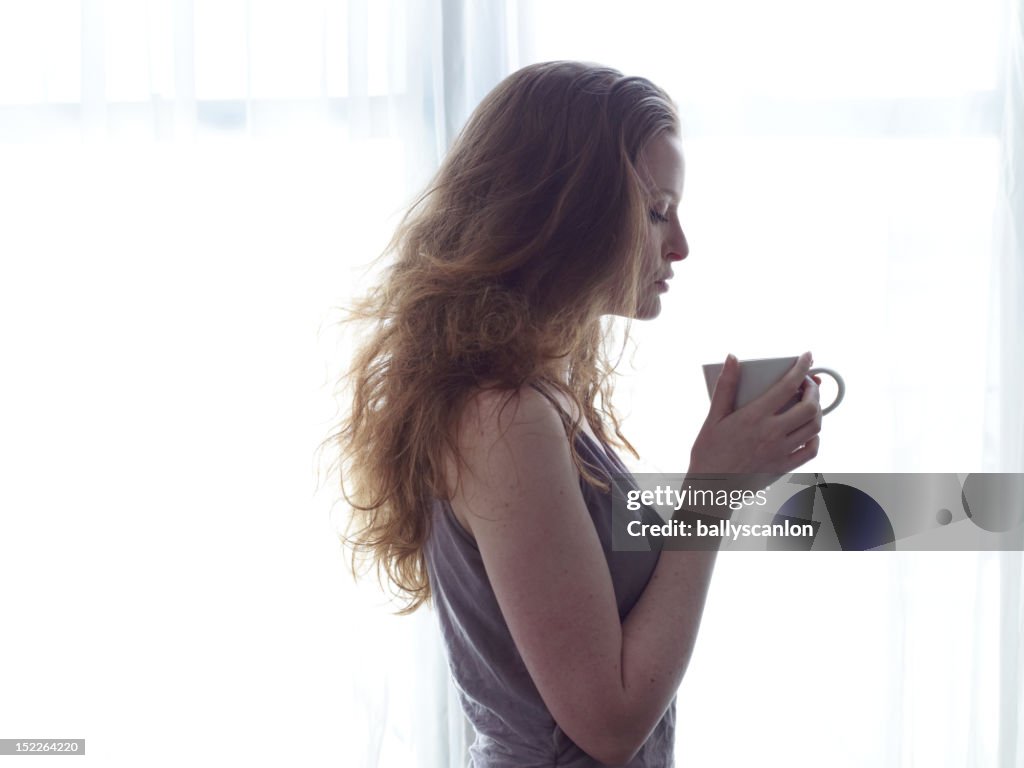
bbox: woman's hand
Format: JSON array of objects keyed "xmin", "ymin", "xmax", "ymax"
[{"xmin": 688, "ymin": 352, "xmax": 822, "ymax": 485}]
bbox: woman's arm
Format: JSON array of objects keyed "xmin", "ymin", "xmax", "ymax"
[{"xmin": 450, "ymin": 354, "xmax": 821, "ymax": 765}]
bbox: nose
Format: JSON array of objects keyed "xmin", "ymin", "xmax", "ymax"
[{"xmin": 666, "ymin": 230, "xmax": 688, "ymax": 262}]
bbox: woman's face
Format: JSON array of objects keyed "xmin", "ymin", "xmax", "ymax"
[{"xmin": 625, "ymin": 130, "xmax": 688, "ymax": 320}]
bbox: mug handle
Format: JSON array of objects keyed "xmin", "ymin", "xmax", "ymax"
[{"xmin": 808, "ymin": 367, "xmax": 845, "ymax": 415}]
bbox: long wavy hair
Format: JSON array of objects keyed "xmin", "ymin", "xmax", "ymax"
[{"xmin": 326, "ymin": 60, "xmax": 680, "ymax": 613}]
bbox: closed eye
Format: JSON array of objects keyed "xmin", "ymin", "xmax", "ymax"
[{"xmin": 648, "ymin": 208, "xmax": 670, "ymax": 224}]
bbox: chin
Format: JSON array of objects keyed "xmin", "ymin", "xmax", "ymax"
[
  {"xmin": 633, "ymin": 297, "xmax": 662, "ymax": 320},
  {"xmin": 603, "ymin": 295, "xmax": 662, "ymax": 320}
]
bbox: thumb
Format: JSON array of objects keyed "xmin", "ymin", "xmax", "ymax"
[{"xmin": 708, "ymin": 354, "xmax": 740, "ymax": 421}]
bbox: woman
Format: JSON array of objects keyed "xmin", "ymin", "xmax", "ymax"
[{"xmin": 332, "ymin": 60, "xmax": 823, "ymax": 766}]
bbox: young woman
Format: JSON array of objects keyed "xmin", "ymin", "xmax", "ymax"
[{"xmin": 333, "ymin": 60, "xmax": 823, "ymax": 767}]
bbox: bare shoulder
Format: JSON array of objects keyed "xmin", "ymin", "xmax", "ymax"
[
  {"xmin": 457, "ymin": 385, "xmax": 564, "ymax": 448},
  {"xmin": 444, "ymin": 385, "xmax": 569, "ymax": 534}
]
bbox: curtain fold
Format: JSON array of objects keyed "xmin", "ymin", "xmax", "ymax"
[
  {"xmin": 988, "ymin": 3, "xmax": 1023, "ymax": 762},
  {"xmin": 343, "ymin": 2, "xmax": 518, "ymax": 764},
  {"xmin": 985, "ymin": 0, "xmax": 1024, "ymax": 473},
  {"xmin": 1000, "ymin": 552, "xmax": 1024, "ymax": 766}
]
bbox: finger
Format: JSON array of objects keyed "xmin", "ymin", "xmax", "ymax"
[
  {"xmin": 751, "ymin": 352, "xmax": 812, "ymax": 416},
  {"xmin": 776, "ymin": 376, "xmax": 821, "ymax": 434},
  {"xmin": 785, "ymin": 413, "xmax": 822, "ymax": 451},
  {"xmin": 798, "ymin": 374, "xmax": 820, "ymax": 404},
  {"xmin": 781, "ymin": 435, "xmax": 820, "ymax": 473},
  {"xmin": 708, "ymin": 354, "xmax": 740, "ymax": 421}
]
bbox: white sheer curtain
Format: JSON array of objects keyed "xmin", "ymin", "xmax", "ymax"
[
  {"xmin": 0, "ymin": 1, "xmax": 498, "ymax": 765},
  {"xmin": 2, "ymin": 1, "xmax": 1020, "ymax": 767}
]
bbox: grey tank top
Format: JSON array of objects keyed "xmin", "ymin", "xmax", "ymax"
[{"xmin": 423, "ymin": 390, "xmax": 676, "ymax": 767}]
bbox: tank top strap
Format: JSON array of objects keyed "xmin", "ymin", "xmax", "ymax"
[
  {"xmin": 527, "ymin": 381, "xmax": 574, "ymax": 428},
  {"xmin": 528, "ymin": 381, "xmax": 626, "ymax": 478}
]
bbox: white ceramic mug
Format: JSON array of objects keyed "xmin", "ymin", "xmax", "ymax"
[{"xmin": 702, "ymin": 356, "xmax": 845, "ymax": 415}]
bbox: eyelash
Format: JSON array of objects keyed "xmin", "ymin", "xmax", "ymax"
[{"xmin": 649, "ymin": 208, "xmax": 670, "ymax": 224}]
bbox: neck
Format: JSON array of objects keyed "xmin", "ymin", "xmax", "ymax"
[{"xmin": 537, "ymin": 357, "xmax": 571, "ymax": 387}]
